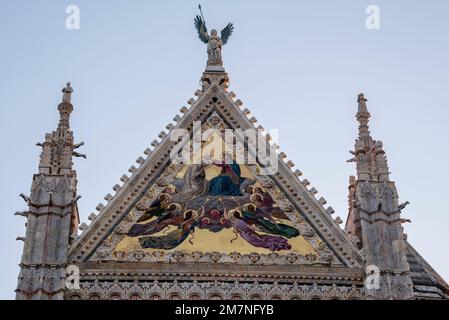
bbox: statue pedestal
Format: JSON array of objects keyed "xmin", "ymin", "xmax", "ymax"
[{"xmin": 205, "ymin": 65, "xmax": 225, "ymax": 72}]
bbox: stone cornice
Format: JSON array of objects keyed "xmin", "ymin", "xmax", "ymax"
[{"xmin": 77, "ymin": 261, "xmax": 365, "ymax": 285}]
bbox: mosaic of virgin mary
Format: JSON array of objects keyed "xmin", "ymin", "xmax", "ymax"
[{"xmin": 127, "ymin": 154, "xmax": 300, "ymax": 251}]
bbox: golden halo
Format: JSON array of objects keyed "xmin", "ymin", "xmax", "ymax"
[
  {"xmin": 243, "ymin": 203, "xmax": 257, "ymax": 212},
  {"xmin": 228, "ymin": 208, "xmax": 243, "ymax": 218},
  {"xmin": 250, "ymin": 193, "xmax": 263, "ymax": 203},
  {"xmin": 184, "ymin": 209, "xmax": 198, "ymax": 219},
  {"xmin": 158, "ymin": 193, "xmax": 172, "ymax": 202},
  {"xmin": 167, "ymin": 203, "xmax": 182, "ymax": 211}
]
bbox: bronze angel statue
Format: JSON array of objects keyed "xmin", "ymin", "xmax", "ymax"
[{"xmin": 194, "ymin": 14, "xmax": 234, "ymax": 67}]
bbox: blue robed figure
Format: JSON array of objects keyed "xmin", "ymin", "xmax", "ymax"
[{"xmin": 208, "ymin": 155, "xmax": 244, "ymax": 196}]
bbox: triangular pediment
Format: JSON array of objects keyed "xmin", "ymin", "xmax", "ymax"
[{"xmin": 68, "ymin": 71, "xmax": 364, "ymax": 269}]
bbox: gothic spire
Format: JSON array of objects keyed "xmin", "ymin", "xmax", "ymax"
[
  {"xmin": 356, "ymin": 93, "xmax": 371, "ymax": 140},
  {"xmin": 345, "ymin": 93, "xmax": 414, "ymax": 299},
  {"xmin": 57, "ymin": 82, "xmax": 74, "ymax": 131},
  {"xmin": 350, "ymin": 93, "xmax": 390, "ymax": 182},
  {"xmin": 16, "ymin": 82, "xmax": 83, "ymax": 299},
  {"xmin": 38, "ymin": 82, "xmax": 85, "ymax": 175}
]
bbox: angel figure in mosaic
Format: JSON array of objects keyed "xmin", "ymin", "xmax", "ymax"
[{"xmin": 127, "ymin": 162, "xmax": 300, "ymax": 251}]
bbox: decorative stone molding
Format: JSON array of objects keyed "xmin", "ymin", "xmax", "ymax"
[
  {"xmin": 100, "ymin": 250, "xmax": 334, "ymax": 266},
  {"xmin": 66, "ymin": 279, "xmax": 364, "ymax": 300},
  {"xmin": 75, "ymin": 262, "xmax": 364, "ymax": 286}
]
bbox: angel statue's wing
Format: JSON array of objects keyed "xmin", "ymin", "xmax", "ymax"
[
  {"xmin": 194, "ymin": 15, "xmax": 209, "ymax": 44},
  {"xmin": 221, "ymin": 23, "xmax": 234, "ymax": 45}
]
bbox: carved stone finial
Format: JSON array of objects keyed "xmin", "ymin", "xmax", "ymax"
[
  {"xmin": 357, "ymin": 93, "xmax": 367, "ymax": 103},
  {"xmin": 62, "ymin": 82, "xmax": 73, "ymax": 103},
  {"xmin": 355, "ymin": 92, "xmax": 371, "ymax": 141},
  {"xmin": 357, "ymin": 93, "xmax": 369, "ymax": 116},
  {"xmin": 57, "ymin": 82, "xmax": 74, "ymax": 132}
]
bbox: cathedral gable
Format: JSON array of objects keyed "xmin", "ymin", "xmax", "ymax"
[{"xmin": 68, "ymin": 77, "xmax": 363, "ymax": 269}]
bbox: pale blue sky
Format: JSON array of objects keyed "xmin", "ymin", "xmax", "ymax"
[{"xmin": 1, "ymin": 0, "xmax": 448, "ymax": 299}]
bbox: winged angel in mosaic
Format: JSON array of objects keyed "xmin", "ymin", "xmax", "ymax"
[
  {"xmin": 194, "ymin": 12, "xmax": 234, "ymax": 67},
  {"xmin": 127, "ymin": 155, "xmax": 300, "ymax": 252}
]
